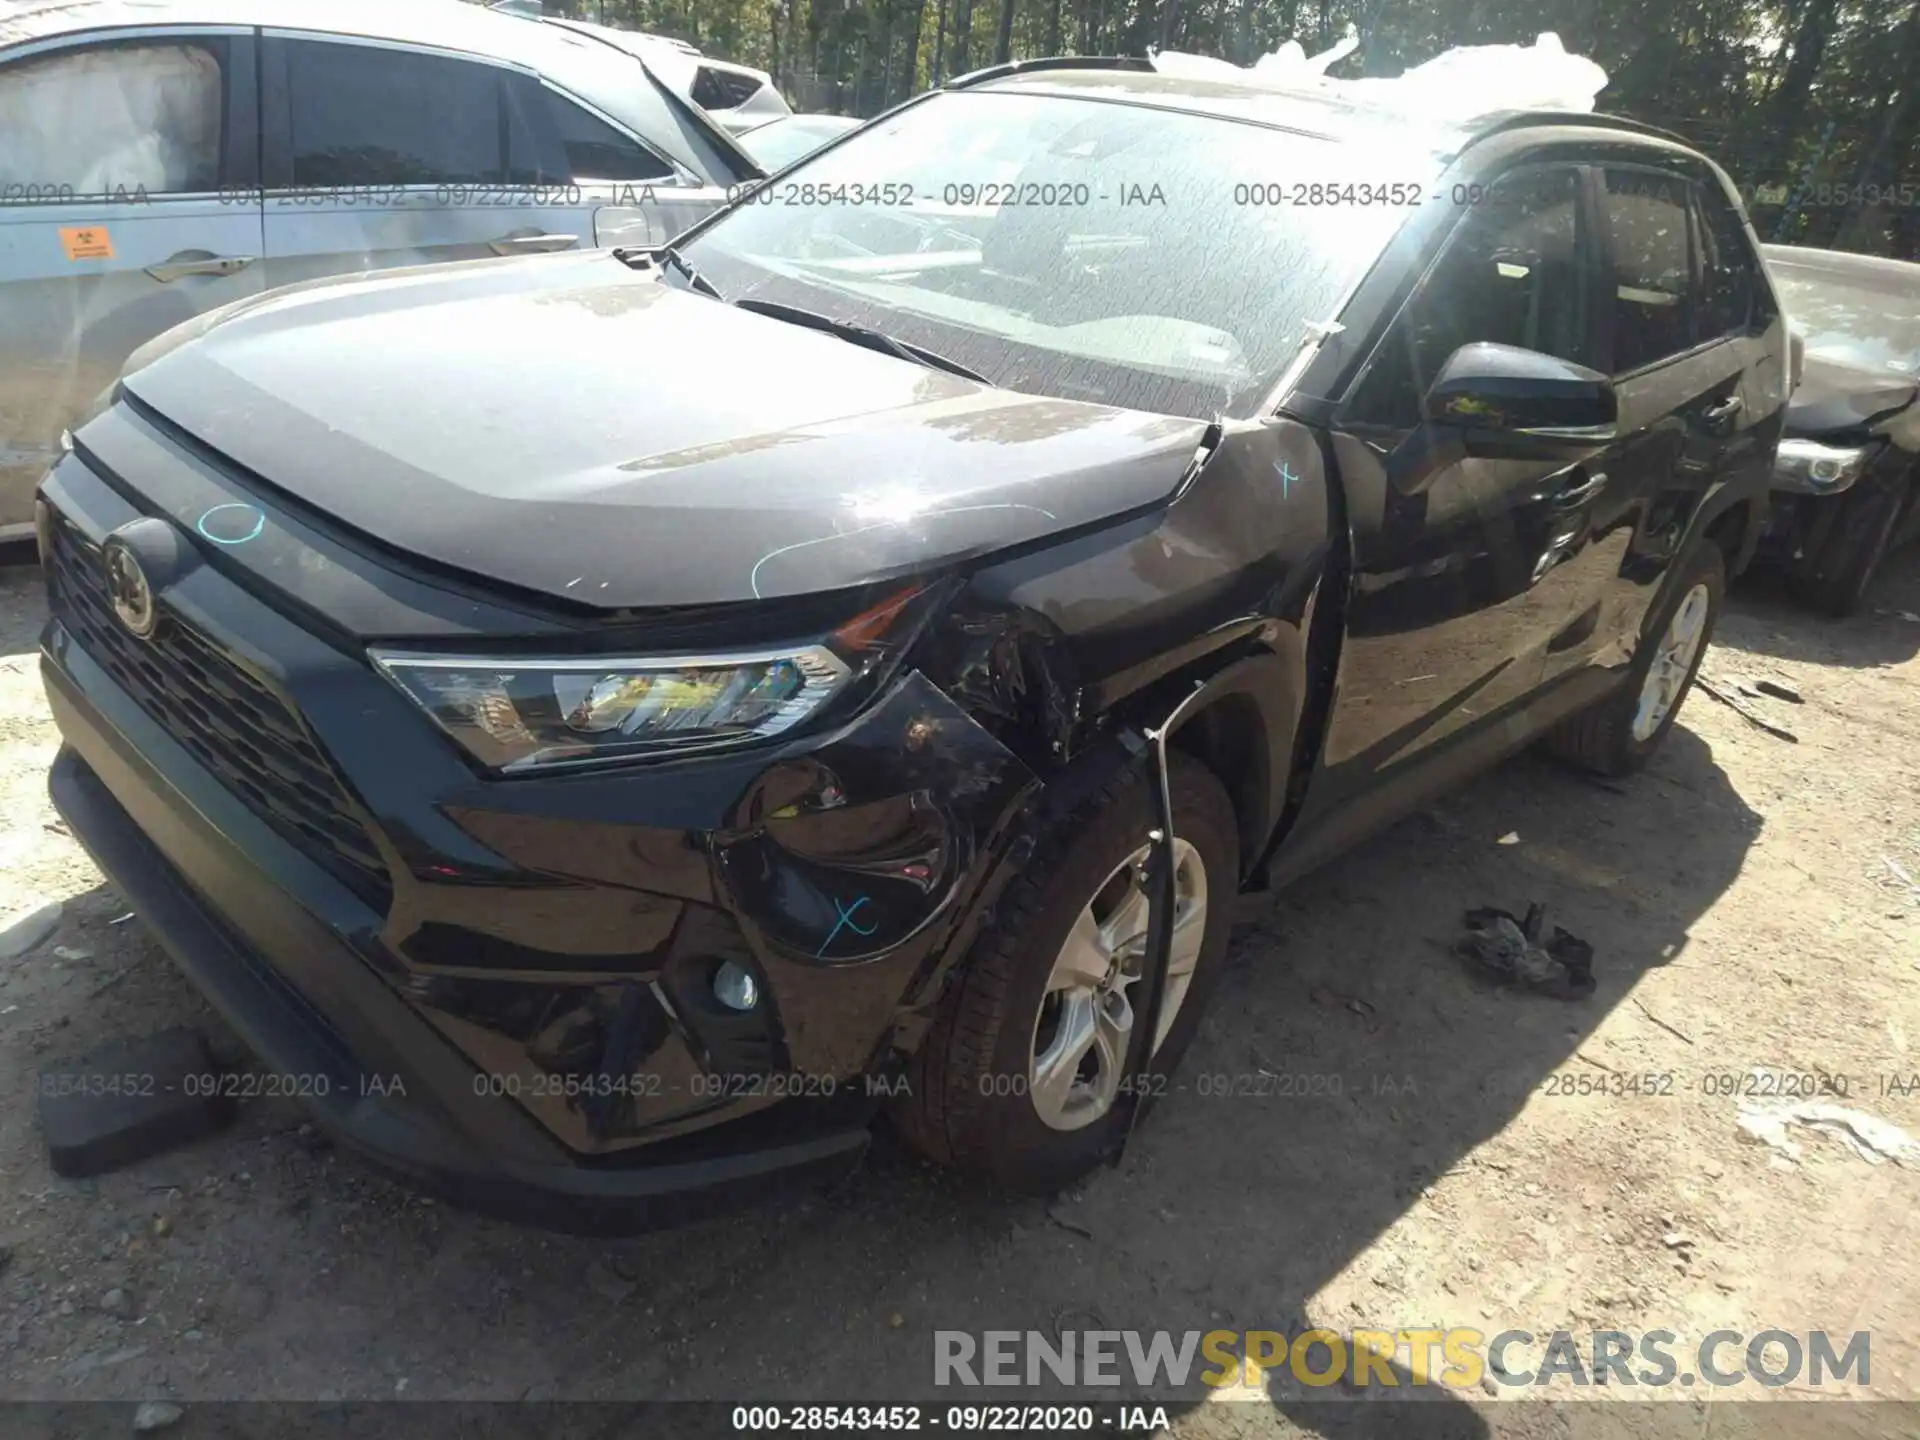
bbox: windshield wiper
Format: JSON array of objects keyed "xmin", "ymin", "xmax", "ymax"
[
  {"xmin": 731, "ymin": 298, "xmax": 990, "ymax": 384},
  {"xmin": 613, "ymin": 243, "xmax": 725, "ymax": 301}
]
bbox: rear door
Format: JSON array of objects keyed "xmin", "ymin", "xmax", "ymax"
[
  {"xmin": 1537, "ymin": 163, "xmax": 1775, "ymax": 690},
  {"xmin": 0, "ymin": 29, "xmax": 262, "ymax": 530}
]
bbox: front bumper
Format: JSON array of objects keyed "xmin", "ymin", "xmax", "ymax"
[
  {"xmin": 45, "ymin": 739, "xmax": 865, "ymax": 1233},
  {"xmin": 36, "ymin": 421, "xmax": 1036, "ymax": 1232},
  {"xmin": 1758, "ymin": 439, "xmax": 1906, "ymax": 567}
]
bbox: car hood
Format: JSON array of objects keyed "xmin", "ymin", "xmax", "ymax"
[
  {"xmin": 1785, "ymin": 349, "xmax": 1920, "ymax": 437},
  {"xmin": 119, "ymin": 253, "xmax": 1209, "ymax": 610}
]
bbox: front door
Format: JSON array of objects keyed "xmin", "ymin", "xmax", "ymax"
[{"xmin": 1314, "ymin": 164, "xmax": 1606, "ymax": 786}]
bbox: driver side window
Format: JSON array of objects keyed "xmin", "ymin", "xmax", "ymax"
[{"xmin": 1347, "ymin": 166, "xmax": 1593, "ymax": 430}]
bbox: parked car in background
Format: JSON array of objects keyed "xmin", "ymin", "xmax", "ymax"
[
  {"xmin": 0, "ymin": 0, "xmax": 759, "ymax": 543},
  {"xmin": 734, "ymin": 113, "xmax": 861, "ymax": 170},
  {"xmin": 38, "ymin": 60, "xmax": 1783, "ymax": 1230},
  {"xmin": 1759, "ymin": 243, "xmax": 1920, "ymax": 614},
  {"xmin": 538, "ymin": 15, "xmax": 794, "ymax": 135}
]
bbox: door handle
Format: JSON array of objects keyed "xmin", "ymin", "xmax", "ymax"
[
  {"xmin": 1702, "ymin": 395, "xmax": 1743, "ymax": 430},
  {"xmin": 1549, "ymin": 470, "xmax": 1608, "ymax": 508},
  {"xmin": 145, "ymin": 254, "xmax": 256, "ymax": 282},
  {"xmin": 488, "ymin": 233, "xmax": 579, "ymax": 256}
]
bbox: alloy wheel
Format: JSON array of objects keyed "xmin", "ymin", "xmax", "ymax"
[
  {"xmin": 1631, "ymin": 581, "xmax": 1711, "ymax": 742},
  {"xmin": 1027, "ymin": 839, "xmax": 1208, "ymax": 1132}
]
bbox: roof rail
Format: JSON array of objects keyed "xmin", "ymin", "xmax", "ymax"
[
  {"xmin": 1464, "ymin": 109, "xmax": 1691, "ymax": 148},
  {"xmin": 944, "ymin": 54, "xmax": 1153, "ymax": 90}
]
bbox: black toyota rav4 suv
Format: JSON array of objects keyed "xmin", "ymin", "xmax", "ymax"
[{"xmin": 37, "ymin": 58, "xmax": 1787, "ymax": 1232}]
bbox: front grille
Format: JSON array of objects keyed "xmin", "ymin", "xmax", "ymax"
[{"xmin": 46, "ymin": 516, "xmax": 392, "ymax": 908}]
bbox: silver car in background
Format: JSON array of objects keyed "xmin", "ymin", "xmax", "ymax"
[
  {"xmin": 0, "ymin": 0, "xmax": 761, "ymax": 539},
  {"xmin": 733, "ymin": 113, "xmax": 862, "ymax": 171}
]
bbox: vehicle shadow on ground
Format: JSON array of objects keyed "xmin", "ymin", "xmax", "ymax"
[
  {"xmin": 165, "ymin": 722, "xmax": 1754, "ymax": 1413},
  {"xmin": 10, "ymin": 558, "xmax": 1763, "ymax": 1418},
  {"xmin": 1727, "ymin": 546, "xmax": 1920, "ymax": 669},
  {"xmin": 0, "ymin": 553, "xmax": 48, "ymax": 655},
  {"xmin": 1001, "ymin": 723, "xmax": 1757, "ymax": 1432}
]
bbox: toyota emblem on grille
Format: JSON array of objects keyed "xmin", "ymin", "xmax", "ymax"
[{"xmin": 102, "ymin": 537, "xmax": 158, "ymax": 638}]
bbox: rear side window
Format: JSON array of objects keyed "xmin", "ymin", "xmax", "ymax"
[
  {"xmin": 692, "ymin": 66, "xmax": 763, "ymax": 110},
  {"xmin": 1601, "ymin": 168, "xmax": 1694, "ymax": 372},
  {"xmin": 1693, "ymin": 186, "xmax": 1760, "ymax": 338},
  {"xmin": 0, "ymin": 42, "xmax": 223, "ymax": 195},
  {"xmin": 1348, "ymin": 166, "xmax": 1591, "ymax": 428},
  {"xmin": 542, "ymin": 92, "xmax": 676, "ymax": 182},
  {"xmin": 283, "ymin": 42, "xmax": 503, "ymax": 186}
]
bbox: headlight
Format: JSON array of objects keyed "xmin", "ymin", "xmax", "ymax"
[
  {"xmin": 372, "ymin": 584, "xmax": 938, "ymax": 774},
  {"xmin": 1772, "ymin": 437, "xmax": 1879, "ymax": 494}
]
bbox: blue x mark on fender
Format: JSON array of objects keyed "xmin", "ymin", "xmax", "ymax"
[{"xmin": 817, "ymin": 895, "xmax": 879, "ymax": 957}]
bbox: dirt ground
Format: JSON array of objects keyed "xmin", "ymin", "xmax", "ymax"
[{"xmin": 0, "ymin": 547, "xmax": 1917, "ymax": 1436}]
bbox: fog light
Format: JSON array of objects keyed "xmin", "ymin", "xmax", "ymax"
[{"xmin": 713, "ymin": 960, "xmax": 760, "ymax": 1012}]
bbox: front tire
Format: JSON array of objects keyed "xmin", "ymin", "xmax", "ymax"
[
  {"xmin": 890, "ymin": 752, "xmax": 1238, "ymax": 1193},
  {"xmin": 1545, "ymin": 541, "xmax": 1725, "ymax": 777}
]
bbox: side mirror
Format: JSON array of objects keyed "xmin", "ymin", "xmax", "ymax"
[
  {"xmin": 1423, "ymin": 342, "xmax": 1619, "ymax": 450},
  {"xmin": 591, "ymin": 205, "xmax": 666, "ymax": 249}
]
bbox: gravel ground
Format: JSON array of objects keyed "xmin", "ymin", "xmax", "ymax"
[{"xmin": 1, "ymin": 551, "xmax": 1917, "ymax": 1438}]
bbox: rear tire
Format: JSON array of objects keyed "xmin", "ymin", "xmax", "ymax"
[
  {"xmin": 889, "ymin": 752, "xmax": 1237, "ymax": 1194},
  {"xmin": 1545, "ymin": 541, "xmax": 1725, "ymax": 777},
  {"xmin": 1790, "ymin": 475, "xmax": 1906, "ymax": 618}
]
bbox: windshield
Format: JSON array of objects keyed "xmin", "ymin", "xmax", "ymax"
[
  {"xmin": 1772, "ymin": 263, "xmax": 1920, "ymax": 378},
  {"xmin": 680, "ymin": 89, "xmax": 1423, "ymax": 419}
]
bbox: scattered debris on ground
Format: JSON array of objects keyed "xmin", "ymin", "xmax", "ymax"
[
  {"xmin": 1309, "ymin": 984, "xmax": 1377, "ymax": 1022},
  {"xmin": 36, "ymin": 1030, "xmax": 235, "ymax": 1178},
  {"xmin": 0, "ymin": 896, "xmax": 62, "ymax": 959},
  {"xmin": 132, "ymin": 1400, "xmax": 184, "ymax": 1432},
  {"xmin": 1696, "ymin": 674, "xmax": 1799, "ymax": 742},
  {"xmin": 1736, "ymin": 1095, "xmax": 1920, "ymax": 1167},
  {"xmin": 1453, "ymin": 902, "xmax": 1596, "ymax": 999},
  {"xmin": 1884, "ymin": 855, "xmax": 1920, "ymax": 902}
]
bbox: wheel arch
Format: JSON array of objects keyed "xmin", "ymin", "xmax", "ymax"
[
  {"xmin": 1114, "ymin": 647, "xmax": 1303, "ymax": 883},
  {"xmin": 1701, "ymin": 492, "xmax": 1762, "ymax": 577}
]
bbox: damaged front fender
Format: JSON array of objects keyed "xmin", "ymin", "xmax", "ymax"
[{"xmin": 713, "ymin": 670, "xmax": 1042, "ymax": 1075}]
